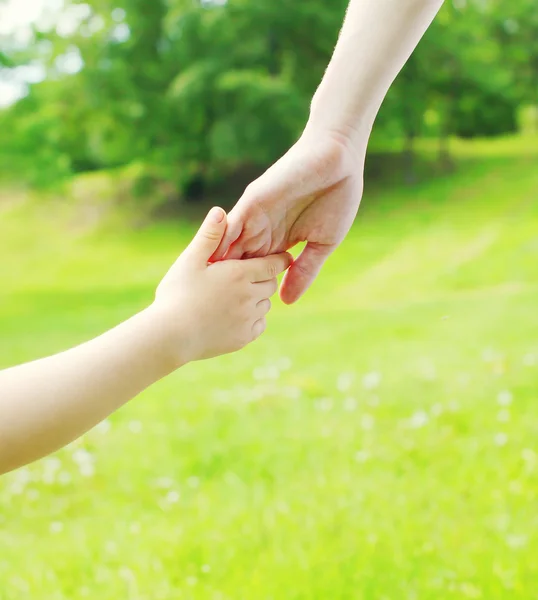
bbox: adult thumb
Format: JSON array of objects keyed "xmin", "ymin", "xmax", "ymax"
[{"xmin": 186, "ymin": 207, "xmax": 227, "ymax": 264}]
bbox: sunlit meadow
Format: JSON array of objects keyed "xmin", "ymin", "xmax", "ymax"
[{"xmin": 1, "ymin": 138, "xmax": 538, "ymax": 599}]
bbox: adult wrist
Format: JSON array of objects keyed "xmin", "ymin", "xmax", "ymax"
[{"xmin": 301, "ymin": 113, "xmax": 369, "ymax": 170}]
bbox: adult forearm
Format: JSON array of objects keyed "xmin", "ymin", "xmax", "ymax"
[
  {"xmin": 308, "ymin": 0, "xmax": 444, "ymax": 152},
  {"xmin": 0, "ymin": 307, "xmax": 175, "ymax": 474}
]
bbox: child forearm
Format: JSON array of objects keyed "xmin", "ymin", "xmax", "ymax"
[
  {"xmin": 0, "ymin": 208, "xmax": 291, "ymax": 476},
  {"xmin": 0, "ymin": 307, "xmax": 176, "ymax": 475},
  {"xmin": 308, "ymin": 0, "xmax": 444, "ymax": 151}
]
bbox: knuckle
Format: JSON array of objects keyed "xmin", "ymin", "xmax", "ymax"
[
  {"xmin": 203, "ymin": 229, "xmax": 222, "ymax": 242},
  {"xmin": 266, "ymin": 261, "xmax": 278, "ymax": 279},
  {"xmin": 243, "ymin": 181, "xmax": 262, "ymax": 201}
]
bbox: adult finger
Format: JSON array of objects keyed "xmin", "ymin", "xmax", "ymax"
[
  {"xmin": 211, "ymin": 215, "xmax": 243, "ymax": 262},
  {"xmin": 279, "ymin": 242, "xmax": 334, "ymax": 304},
  {"xmin": 223, "ymin": 240, "xmax": 246, "ymax": 261},
  {"xmin": 246, "ymin": 253, "xmax": 293, "ymax": 283}
]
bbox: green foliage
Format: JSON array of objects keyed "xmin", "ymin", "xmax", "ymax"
[{"xmin": 0, "ymin": 0, "xmax": 535, "ymax": 193}]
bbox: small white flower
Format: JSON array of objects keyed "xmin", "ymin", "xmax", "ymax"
[
  {"xmin": 50, "ymin": 521, "xmax": 64, "ymax": 534},
  {"xmin": 343, "ymin": 397, "xmax": 357, "ymax": 412},
  {"xmin": 155, "ymin": 477, "xmax": 174, "ymax": 489},
  {"xmin": 43, "ymin": 457, "xmax": 62, "ymax": 472},
  {"xmin": 317, "ymin": 397, "xmax": 333, "ymax": 412},
  {"xmin": 431, "ymin": 403, "xmax": 443, "ymax": 417},
  {"xmin": 522, "ymin": 448, "xmax": 536, "ymax": 462},
  {"xmin": 277, "ymin": 357, "xmax": 292, "ymax": 370},
  {"xmin": 72, "ymin": 449, "xmax": 94, "ymax": 465},
  {"xmin": 409, "ymin": 411, "xmax": 429, "ymax": 429},
  {"xmin": 482, "ymin": 348, "xmax": 502, "ymax": 363},
  {"xmin": 523, "ymin": 353, "xmax": 536, "ymax": 367},
  {"xmin": 253, "ymin": 365, "xmax": 279, "ymax": 381},
  {"xmin": 506, "ymin": 534, "xmax": 527, "ymax": 549},
  {"xmin": 42, "ymin": 472, "xmax": 57, "ymax": 485},
  {"xmin": 360, "ymin": 414, "xmax": 375, "ymax": 430},
  {"xmin": 497, "ymin": 390, "xmax": 513, "ymax": 406},
  {"xmin": 26, "ymin": 489, "xmax": 40, "ymax": 501},
  {"xmin": 496, "ymin": 513, "xmax": 511, "ymax": 531},
  {"xmin": 337, "ymin": 372, "xmax": 354, "ymax": 393},
  {"xmin": 284, "ymin": 386, "xmax": 301, "ymax": 400},
  {"xmin": 362, "ymin": 372, "xmax": 381, "ymax": 390},
  {"xmin": 186, "ymin": 576, "xmax": 198, "ymax": 586},
  {"xmin": 354, "ymin": 450, "xmax": 370, "ymax": 463},
  {"xmin": 418, "ymin": 360, "xmax": 437, "ymax": 381},
  {"xmin": 266, "ymin": 366, "xmax": 280, "ymax": 380},
  {"xmin": 201, "ymin": 564, "xmax": 211, "ymax": 573},
  {"xmin": 187, "ymin": 476, "xmax": 200, "ymax": 489},
  {"xmin": 105, "ymin": 540, "xmax": 118, "ymax": 554},
  {"xmin": 128, "ymin": 420, "xmax": 143, "ymax": 434},
  {"xmin": 58, "ymin": 471, "xmax": 72, "ymax": 485},
  {"xmin": 13, "ymin": 468, "xmax": 32, "ymax": 486},
  {"xmin": 482, "ymin": 347, "xmax": 498, "ymax": 362},
  {"xmin": 165, "ymin": 490, "xmax": 180, "ymax": 504},
  {"xmin": 509, "ymin": 480, "xmax": 522, "ymax": 494},
  {"xmin": 79, "ymin": 463, "xmax": 95, "ymax": 478},
  {"xmin": 129, "ymin": 522, "xmax": 141, "ymax": 535},
  {"xmin": 321, "ymin": 426, "xmax": 333, "ymax": 438},
  {"xmin": 494, "ymin": 433, "xmax": 508, "ymax": 446},
  {"xmin": 460, "ymin": 582, "xmax": 481, "ymax": 598},
  {"xmin": 118, "ymin": 567, "xmax": 135, "ymax": 582},
  {"xmin": 213, "ymin": 389, "xmax": 231, "ymax": 403},
  {"xmin": 95, "ymin": 419, "xmax": 111, "ymax": 434},
  {"xmin": 497, "ymin": 409, "xmax": 510, "ymax": 423},
  {"xmin": 457, "ymin": 373, "xmax": 471, "ymax": 387},
  {"xmin": 448, "ymin": 400, "xmax": 460, "ymax": 412},
  {"xmin": 71, "ymin": 449, "xmax": 95, "ymax": 476}
]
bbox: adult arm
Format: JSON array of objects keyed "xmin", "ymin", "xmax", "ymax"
[{"xmin": 216, "ymin": 0, "xmax": 444, "ymax": 304}]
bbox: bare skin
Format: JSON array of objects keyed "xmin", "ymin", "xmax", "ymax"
[
  {"xmin": 0, "ymin": 208, "xmax": 291, "ymax": 475},
  {"xmin": 215, "ymin": 0, "xmax": 445, "ymax": 304}
]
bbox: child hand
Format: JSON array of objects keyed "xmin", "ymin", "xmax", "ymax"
[{"xmin": 152, "ymin": 207, "xmax": 292, "ymax": 364}]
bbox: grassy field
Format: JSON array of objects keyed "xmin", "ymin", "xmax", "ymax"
[{"xmin": 1, "ymin": 138, "xmax": 538, "ymax": 599}]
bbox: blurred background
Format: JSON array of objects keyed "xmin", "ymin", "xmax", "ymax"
[{"xmin": 1, "ymin": 0, "xmax": 538, "ymax": 598}]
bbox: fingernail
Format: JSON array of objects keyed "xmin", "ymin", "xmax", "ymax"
[{"xmin": 209, "ymin": 207, "xmax": 225, "ymax": 223}]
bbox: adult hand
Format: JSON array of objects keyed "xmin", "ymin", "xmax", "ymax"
[
  {"xmin": 213, "ymin": 0, "xmax": 442, "ymax": 304},
  {"xmin": 213, "ymin": 131, "xmax": 365, "ymax": 304}
]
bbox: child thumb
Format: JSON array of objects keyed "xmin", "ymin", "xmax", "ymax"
[{"xmin": 187, "ymin": 207, "xmax": 227, "ymax": 263}]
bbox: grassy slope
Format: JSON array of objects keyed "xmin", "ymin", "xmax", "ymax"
[{"xmin": 1, "ymin": 138, "xmax": 538, "ymax": 599}]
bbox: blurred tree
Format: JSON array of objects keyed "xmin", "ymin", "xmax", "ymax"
[
  {"xmin": 492, "ymin": 0, "xmax": 538, "ymax": 131},
  {"xmin": 0, "ymin": 0, "xmax": 533, "ymax": 194}
]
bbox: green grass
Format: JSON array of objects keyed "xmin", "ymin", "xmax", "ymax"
[{"xmin": 1, "ymin": 137, "xmax": 538, "ymax": 599}]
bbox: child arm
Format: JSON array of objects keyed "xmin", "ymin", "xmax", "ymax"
[{"xmin": 0, "ymin": 208, "xmax": 291, "ymax": 475}]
